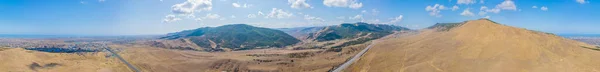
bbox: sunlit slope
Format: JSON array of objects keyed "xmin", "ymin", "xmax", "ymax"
[
  {"xmin": 348, "ymin": 19, "xmax": 600, "ymax": 72},
  {"xmin": 0, "ymin": 48, "xmax": 128, "ymax": 72}
]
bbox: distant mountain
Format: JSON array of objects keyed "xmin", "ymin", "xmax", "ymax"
[
  {"xmin": 349, "ymin": 19, "xmax": 600, "ymax": 71},
  {"xmin": 279, "ymin": 22, "xmax": 410, "ymax": 49},
  {"xmin": 160, "ymin": 24, "xmax": 300, "ymax": 51},
  {"xmin": 427, "ymin": 23, "xmax": 463, "ymax": 31},
  {"xmin": 276, "ymin": 27, "xmax": 324, "ymax": 40},
  {"xmin": 308, "ymin": 22, "xmax": 409, "ymax": 42}
]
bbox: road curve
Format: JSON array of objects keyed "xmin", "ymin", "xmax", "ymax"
[
  {"xmin": 105, "ymin": 48, "xmax": 141, "ymax": 72},
  {"xmin": 331, "ymin": 42, "xmax": 375, "ymax": 72}
]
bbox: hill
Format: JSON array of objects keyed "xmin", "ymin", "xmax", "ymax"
[
  {"xmin": 277, "ymin": 27, "xmax": 324, "ymax": 40},
  {"xmin": 160, "ymin": 24, "xmax": 300, "ymax": 51},
  {"xmin": 304, "ymin": 22, "xmax": 409, "ymax": 48},
  {"xmin": 0, "ymin": 48, "xmax": 128, "ymax": 72},
  {"xmin": 348, "ymin": 19, "xmax": 600, "ymax": 72},
  {"xmin": 308, "ymin": 22, "xmax": 409, "ymax": 42}
]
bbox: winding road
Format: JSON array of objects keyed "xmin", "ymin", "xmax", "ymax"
[
  {"xmin": 104, "ymin": 48, "xmax": 140, "ymax": 72},
  {"xmin": 331, "ymin": 42, "xmax": 375, "ymax": 72}
]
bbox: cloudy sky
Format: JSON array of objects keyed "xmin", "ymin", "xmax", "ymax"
[{"xmin": 0, "ymin": 0, "xmax": 598, "ymax": 35}]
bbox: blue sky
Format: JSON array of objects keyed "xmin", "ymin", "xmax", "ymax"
[{"xmin": 0, "ymin": 0, "xmax": 598, "ymax": 35}]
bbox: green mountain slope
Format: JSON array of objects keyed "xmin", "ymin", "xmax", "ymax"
[
  {"xmin": 307, "ymin": 22, "xmax": 410, "ymax": 48},
  {"xmin": 309, "ymin": 22, "xmax": 409, "ymax": 41},
  {"xmin": 161, "ymin": 24, "xmax": 300, "ymax": 51}
]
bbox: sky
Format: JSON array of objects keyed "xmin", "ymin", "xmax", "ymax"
[{"xmin": 0, "ymin": 0, "xmax": 598, "ymax": 35}]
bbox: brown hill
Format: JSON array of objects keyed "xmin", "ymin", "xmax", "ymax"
[
  {"xmin": 348, "ymin": 19, "xmax": 600, "ymax": 72},
  {"xmin": 0, "ymin": 48, "xmax": 128, "ymax": 72}
]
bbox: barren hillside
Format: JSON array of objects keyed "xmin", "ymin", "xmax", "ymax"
[
  {"xmin": 0, "ymin": 48, "xmax": 129, "ymax": 72},
  {"xmin": 348, "ymin": 19, "xmax": 600, "ymax": 72}
]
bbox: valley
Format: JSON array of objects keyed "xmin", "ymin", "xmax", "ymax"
[{"xmin": 0, "ymin": 22, "xmax": 409, "ymax": 72}]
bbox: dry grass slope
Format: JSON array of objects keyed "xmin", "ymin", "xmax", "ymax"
[
  {"xmin": 348, "ymin": 19, "xmax": 600, "ymax": 72},
  {"xmin": 0, "ymin": 48, "xmax": 129, "ymax": 72}
]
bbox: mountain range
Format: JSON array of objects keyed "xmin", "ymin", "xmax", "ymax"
[
  {"xmin": 160, "ymin": 24, "xmax": 300, "ymax": 51},
  {"xmin": 158, "ymin": 22, "xmax": 409, "ymax": 51}
]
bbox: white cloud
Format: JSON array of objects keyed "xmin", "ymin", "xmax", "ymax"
[
  {"xmin": 540, "ymin": 6, "xmax": 548, "ymax": 11},
  {"xmin": 348, "ymin": 15, "xmax": 362, "ymax": 20},
  {"xmin": 577, "ymin": 0, "xmax": 587, "ymax": 4},
  {"xmin": 257, "ymin": 11, "xmax": 265, "ymax": 16},
  {"xmin": 457, "ymin": 0, "xmax": 476, "ymax": 4},
  {"xmin": 425, "ymin": 4, "xmax": 447, "ymax": 17},
  {"xmin": 171, "ymin": 0, "xmax": 213, "ymax": 15},
  {"xmin": 460, "ymin": 9, "xmax": 475, "ymax": 16},
  {"xmin": 232, "ymin": 3, "xmax": 241, "ymax": 7},
  {"xmin": 230, "ymin": 15, "xmax": 236, "ymax": 18},
  {"xmin": 480, "ymin": 6, "xmax": 498, "ymax": 13},
  {"xmin": 486, "ymin": 8, "xmax": 500, "ymax": 13},
  {"xmin": 288, "ymin": 0, "xmax": 312, "ymax": 9},
  {"xmin": 265, "ymin": 8, "xmax": 294, "ymax": 19},
  {"xmin": 99, "ymin": 0, "xmax": 106, "ymax": 2},
  {"xmin": 480, "ymin": 6, "xmax": 488, "ymax": 10},
  {"xmin": 232, "ymin": 2, "xmax": 250, "ymax": 8},
  {"xmin": 195, "ymin": 18, "xmax": 203, "ymax": 21},
  {"xmin": 361, "ymin": 10, "xmax": 367, "ymax": 13},
  {"xmin": 323, "ymin": 0, "xmax": 363, "ymax": 9},
  {"xmin": 304, "ymin": 15, "xmax": 325, "ymax": 22},
  {"xmin": 202, "ymin": 13, "xmax": 221, "ymax": 19},
  {"xmin": 452, "ymin": 5, "xmax": 460, "ymax": 11},
  {"xmin": 440, "ymin": 5, "xmax": 447, "ymax": 9},
  {"xmin": 247, "ymin": 14, "xmax": 257, "ymax": 18},
  {"xmin": 532, "ymin": 6, "xmax": 538, "ymax": 8},
  {"xmin": 496, "ymin": 0, "xmax": 517, "ymax": 10},
  {"xmin": 484, "ymin": 16, "xmax": 490, "ymax": 18},
  {"xmin": 478, "ymin": 6, "xmax": 499, "ymax": 15},
  {"xmin": 163, "ymin": 14, "xmax": 182, "ymax": 23},
  {"xmin": 349, "ymin": 3, "xmax": 363, "ymax": 9},
  {"xmin": 387, "ymin": 15, "xmax": 403, "ymax": 24},
  {"xmin": 478, "ymin": 0, "xmax": 518, "ymax": 16}
]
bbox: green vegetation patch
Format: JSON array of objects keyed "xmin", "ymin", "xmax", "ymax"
[
  {"xmin": 581, "ymin": 46, "xmax": 600, "ymax": 51},
  {"xmin": 305, "ymin": 22, "xmax": 409, "ymax": 48},
  {"xmin": 332, "ymin": 37, "xmax": 375, "ymax": 48},
  {"xmin": 427, "ymin": 23, "xmax": 463, "ymax": 31},
  {"xmin": 310, "ymin": 22, "xmax": 409, "ymax": 42},
  {"xmin": 163, "ymin": 24, "xmax": 301, "ymax": 51}
]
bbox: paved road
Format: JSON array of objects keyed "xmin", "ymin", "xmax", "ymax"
[
  {"xmin": 331, "ymin": 42, "xmax": 375, "ymax": 72},
  {"xmin": 105, "ymin": 48, "xmax": 140, "ymax": 72}
]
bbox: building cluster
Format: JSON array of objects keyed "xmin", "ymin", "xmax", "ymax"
[
  {"xmin": 569, "ymin": 37, "xmax": 600, "ymax": 46},
  {"xmin": 0, "ymin": 41, "xmax": 107, "ymax": 50}
]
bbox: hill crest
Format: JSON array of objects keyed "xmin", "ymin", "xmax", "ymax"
[{"xmin": 348, "ymin": 19, "xmax": 600, "ymax": 72}]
